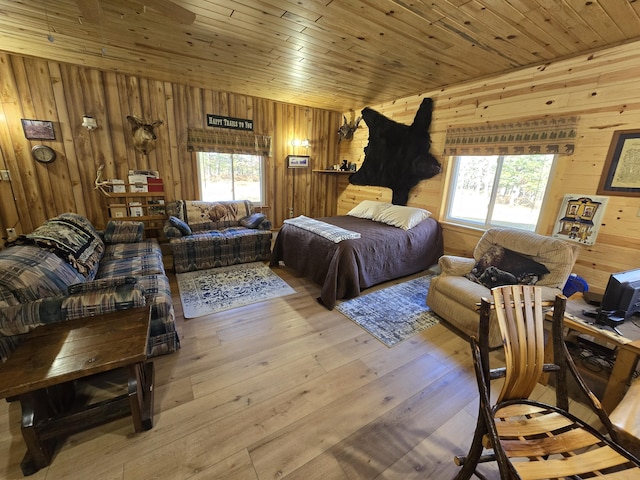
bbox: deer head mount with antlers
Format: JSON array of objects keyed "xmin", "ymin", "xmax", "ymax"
[
  {"xmin": 127, "ymin": 115, "xmax": 163, "ymax": 155},
  {"xmin": 338, "ymin": 115, "xmax": 362, "ymax": 143}
]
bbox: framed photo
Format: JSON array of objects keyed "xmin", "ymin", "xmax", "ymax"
[
  {"xmin": 552, "ymin": 194, "xmax": 609, "ymax": 245},
  {"xmin": 597, "ymin": 129, "xmax": 640, "ymax": 196},
  {"xmin": 21, "ymin": 119, "xmax": 56, "ymax": 140},
  {"xmin": 287, "ymin": 155, "xmax": 310, "ymax": 168}
]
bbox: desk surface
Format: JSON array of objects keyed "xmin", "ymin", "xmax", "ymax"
[
  {"xmin": 0, "ymin": 307, "xmax": 150, "ymax": 399},
  {"xmin": 561, "ymin": 294, "xmax": 640, "ymax": 348}
]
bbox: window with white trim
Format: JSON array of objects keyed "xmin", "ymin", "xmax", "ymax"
[
  {"xmin": 445, "ymin": 154, "xmax": 555, "ymax": 232},
  {"xmin": 197, "ymin": 152, "xmax": 265, "ymax": 205}
]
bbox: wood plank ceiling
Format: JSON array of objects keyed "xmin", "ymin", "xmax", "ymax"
[{"xmin": 1, "ymin": 0, "xmax": 640, "ymax": 112}]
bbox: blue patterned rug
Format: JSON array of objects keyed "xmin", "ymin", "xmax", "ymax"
[
  {"xmin": 336, "ymin": 275, "xmax": 440, "ymax": 346},
  {"xmin": 176, "ymin": 262, "xmax": 296, "ymax": 318}
]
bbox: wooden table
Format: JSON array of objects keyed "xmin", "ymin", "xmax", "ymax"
[
  {"xmin": 544, "ymin": 297, "xmax": 640, "ymax": 413},
  {"xmin": 0, "ymin": 307, "xmax": 154, "ymax": 476}
]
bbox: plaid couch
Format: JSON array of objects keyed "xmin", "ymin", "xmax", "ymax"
[
  {"xmin": 164, "ymin": 200, "xmax": 272, "ymax": 273},
  {"xmin": 0, "ymin": 213, "xmax": 179, "ymax": 363}
]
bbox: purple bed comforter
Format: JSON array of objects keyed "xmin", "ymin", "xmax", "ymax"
[{"xmin": 269, "ymin": 215, "xmax": 443, "ymax": 309}]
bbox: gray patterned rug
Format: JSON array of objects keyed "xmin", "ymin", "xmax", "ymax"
[
  {"xmin": 176, "ymin": 262, "xmax": 296, "ymax": 318},
  {"xmin": 336, "ymin": 275, "xmax": 440, "ymax": 346}
]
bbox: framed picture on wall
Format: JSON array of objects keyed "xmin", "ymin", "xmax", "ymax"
[
  {"xmin": 552, "ymin": 194, "xmax": 609, "ymax": 245},
  {"xmin": 597, "ymin": 129, "xmax": 640, "ymax": 197},
  {"xmin": 21, "ymin": 119, "xmax": 56, "ymax": 140},
  {"xmin": 287, "ymin": 155, "xmax": 310, "ymax": 168}
]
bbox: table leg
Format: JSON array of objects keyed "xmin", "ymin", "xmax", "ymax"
[
  {"xmin": 19, "ymin": 382, "xmax": 76, "ymax": 475},
  {"xmin": 127, "ymin": 361, "xmax": 154, "ymax": 432},
  {"xmin": 602, "ymin": 348, "xmax": 639, "ymax": 413}
]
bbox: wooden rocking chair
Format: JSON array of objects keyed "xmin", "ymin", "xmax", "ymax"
[{"xmin": 454, "ymin": 284, "xmax": 640, "ymax": 479}]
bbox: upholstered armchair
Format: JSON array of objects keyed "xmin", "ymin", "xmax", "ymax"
[{"xmin": 426, "ymin": 227, "xmax": 579, "ymax": 348}]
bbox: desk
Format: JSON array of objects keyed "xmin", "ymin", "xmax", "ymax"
[
  {"xmin": 0, "ymin": 307, "xmax": 154, "ymax": 476},
  {"xmin": 544, "ymin": 296, "xmax": 640, "ymax": 413}
]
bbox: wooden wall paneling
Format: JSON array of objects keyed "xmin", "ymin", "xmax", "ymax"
[
  {"xmin": 8, "ymin": 56, "xmax": 47, "ymax": 229},
  {"xmin": 0, "ymin": 62, "xmax": 30, "ymax": 234},
  {"xmin": 24, "ymin": 59, "xmax": 64, "ymax": 213},
  {"xmin": 83, "ymin": 68, "xmax": 117, "ymax": 228},
  {"xmin": 118, "ymin": 75, "xmax": 139, "ymax": 172},
  {"xmin": 103, "ymin": 72, "xmax": 130, "ymax": 183},
  {"xmin": 273, "ymin": 103, "xmax": 289, "ymax": 227},
  {"xmin": 64, "ymin": 66, "xmax": 101, "ymax": 227},
  {"xmin": 0, "ymin": 144, "xmax": 18, "ymax": 238},
  {"xmin": 149, "ymin": 79, "xmax": 171, "ymax": 186},
  {"xmin": 51, "ymin": 62, "xmax": 88, "ymax": 220},
  {"xmin": 162, "ymin": 81, "xmax": 179, "ymax": 204},
  {"xmin": 171, "ymin": 83, "xmax": 189, "ymax": 202}
]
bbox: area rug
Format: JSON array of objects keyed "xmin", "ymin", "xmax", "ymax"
[
  {"xmin": 336, "ymin": 275, "xmax": 440, "ymax": 347},
  {"xmin": 176, "ymin": 262, "xmax": 296, "ymax": 318}
]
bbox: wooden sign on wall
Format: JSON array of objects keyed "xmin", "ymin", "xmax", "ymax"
[{"xmin": 206, "ymin": 114, "xmax": 254, "ymax": 131}]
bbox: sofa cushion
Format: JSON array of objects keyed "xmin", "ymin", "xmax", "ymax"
[
  {"xmin": 102, "ymin": 239, "xmax": 161, "ymax": 261},
  {"xmin": 103, "ymin": 220, "xmax": 144, "ymax": 243},
  {"xmin": 20, "ymin": 213, "xmax": 104, "ymax": 278},
  {"xmin": 168, "ymin": 215, "xmax": 192, "ymax": 235},
  {"xmin": 466, "ymin": 245, "xmax": 550, "ymax": 289},
  {"xmin": 96, "ymin": 253, "xmax": 165, "ymax": 278}
]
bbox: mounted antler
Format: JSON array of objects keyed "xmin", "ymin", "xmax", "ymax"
[
  {"xmin": 338, "ymin": 115, "xmax": 362, "ymax": 143},
  {"xmin": 94, "ymin": 164, "xmax": 113, "ymax": 197}
]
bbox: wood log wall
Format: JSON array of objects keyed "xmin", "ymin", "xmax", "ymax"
[
  {"xmin": 0, "ymin": 53, "xmax": 342, "ymax": 239},
  {"xmin": 339, "ymin": 40, "xmax": 640, "ymax": 294}
]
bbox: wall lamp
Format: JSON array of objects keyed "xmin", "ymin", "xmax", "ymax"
[
  {"xmin": 290, "ymin": 138, "xmax": 310, "ymax": 148},
  {"xmin": 82, "ymin": 115, "xmax": 98, "ymax": 131}
]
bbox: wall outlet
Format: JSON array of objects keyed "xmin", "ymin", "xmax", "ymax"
[
  {"xmin": 6, "ymin": 228, "xmax": 17, "ymax": 240},
  {"xmin": 0, "ymin": 170, "xmax": 10, "ymax": 181}
]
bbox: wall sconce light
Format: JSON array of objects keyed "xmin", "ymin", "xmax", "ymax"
[
  {"xmin": 290, "ymin": 138, "xmax": 310, "ymax": 148},
  {"xmin": 82, "ymin": 115, "xmax": 98, "ymax": 131}
]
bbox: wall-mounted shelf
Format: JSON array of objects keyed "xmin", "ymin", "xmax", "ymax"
[
  {"xmin": 313, "ymin": 169, "xmax": 354, "ymax": 174},
  {"xmin": 104, "ymin": 189, "xmax": 166, "ymax": 237}
]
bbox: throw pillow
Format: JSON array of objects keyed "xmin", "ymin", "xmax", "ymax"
[
  {"xmin": 168, "ymin": 215, "xmax": 192, "ymax": 235},
  {"xmin": 240, "ymin": 213, "xmax": 266, "ymax": 229},
  {"xmin": 466, "ymin": 245, "xmax": 550, "ymax": 289},
  {"xmin": 346, "ymin": 200, "xmax": 392, "ymax": 220},
  {"xmin": 103, "ymin": 220, "xmax": 144, "ymax": 243},
  {"xmin": 372, "ymin": 205, "xmax": 431, "ymax": 230}
]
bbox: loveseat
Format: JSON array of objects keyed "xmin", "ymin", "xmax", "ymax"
[
  {"xmin": 163, "ymin": 200, "xmax": 272, "ymax": 273},
  {"xmin": 0, "ymin": 213, "xmax": 179, "ymax": 363},
  {"xmin": 426, "ymin": 227, "xmax": 578, "ymax": 348}
]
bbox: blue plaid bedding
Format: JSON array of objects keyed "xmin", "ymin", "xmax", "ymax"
[{"xmin": 283, "ymin": 215, "xmax": 361, "ymax": 243}]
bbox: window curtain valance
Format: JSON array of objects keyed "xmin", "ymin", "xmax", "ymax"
[
  {"xmin": 187, "ymin": 128, "xmax": 272, "ymax": 157},
  {"xmin": 444, "ymin": 116, "xmax": 579, "ymax": 156}
]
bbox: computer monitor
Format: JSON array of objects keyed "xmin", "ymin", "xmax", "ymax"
[{"xmin": 595, "ymin": 268, "xmax": 640, "ymax": 333}]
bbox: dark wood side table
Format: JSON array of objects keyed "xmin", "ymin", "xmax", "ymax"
[{"xmin": 0, "ymin": 307, "xmax": 154, "ymax": 476}]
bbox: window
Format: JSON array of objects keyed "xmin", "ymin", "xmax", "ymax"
[
  {"xmin": 446, "ymin": 154, "xmax": 555, "ymax": 232},
  {"xmin": 197, "ymin": 152, "xmax": 264, "ymax": 204}
]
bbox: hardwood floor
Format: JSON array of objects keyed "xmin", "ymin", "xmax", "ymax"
[{"xmin": 0, "ymin": 266, "xmax": 598, "ymax": 480}]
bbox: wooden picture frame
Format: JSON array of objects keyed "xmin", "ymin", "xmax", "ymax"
[
  {"xmin": 287, "ymin": 155, "xmax": 310, "ymax": 168},
  {"xmin": 21, "ymin": 119, "xmax": 56, "ymax": 140},
  {"xmin": 597, "ymin": 129, "xmax": 640, "ymax": 196}
]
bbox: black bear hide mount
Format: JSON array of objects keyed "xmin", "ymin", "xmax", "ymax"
[{"xmin": 349, "ymin": 98, "xmax": 441, "ymax": 205}]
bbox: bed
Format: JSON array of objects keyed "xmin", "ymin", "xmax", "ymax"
[{"xmin": 269, "ymin": 202, "xmax": 443, "ymax": 309}]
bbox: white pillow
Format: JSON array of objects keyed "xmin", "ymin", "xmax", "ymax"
[
  {"xmin": 373, "ymin": 205, "xmax": 431, "ymax": 230},
  {"xmin": 346, "ymin": 200, "xmax": 392, "ymax": 220}
]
